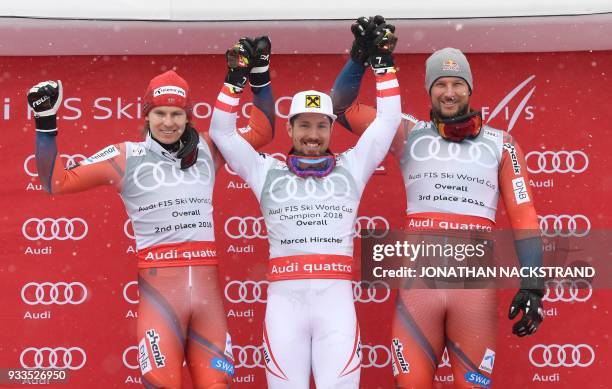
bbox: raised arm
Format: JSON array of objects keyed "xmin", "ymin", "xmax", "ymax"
[
  {"xmin": 341, "ymin": 20, "xmax": 402, "ymax": 185},
  {"xmin": 208, "ymin": 38, "xmax": 273, "ymax": 199},
  {"xmin": 28, "ymin": 80, "xmax": 123, "ymax": 194},
  {"xmin": 332, "ymin": 59, "xmax": 368, "ymax": 133},
  {"xmin": 206, "ymin": 37, "xmax": 275, "ymax": 170},
  {"xmin": 331, "ymin": 17, "xmax": 414, "ymax": 158},
  {"xmin": 242, "ymin": 36, "xmax": 275, "ymax": 149}
]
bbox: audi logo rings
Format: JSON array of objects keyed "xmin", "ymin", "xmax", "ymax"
[
  {"xmin": 529, "ymin": 344, "xmax": 595, "ymax": 368},
  {"xmin": 232, "ymin": 345, "xmax": 265, "ymax": 368},
  {"xmin": 410, "ymin": 135, "xmax": 497, "ymax": 168},
  {"xmin": 133, "ymin": 160, "xmax": 212, "ymax": 191},
  {"xmin": 122, "ymin": 346, "xmax": 139, "ymax": 370},
  {"xmin": 23, "ymin": 154, "xmax": 86, "ymax": 177},
  {"xmin": 352, "ymin": 281, "xmax": 390, "ymax": 303},
  {"xmin": 543, "ymin": 279, "xmax": 592, "ymax": 303},
  {"xmin": 123, "ymin": 219, "xmax": 135, "ymax": 240},
  {"xmin": 122, "ymin": 281, "xmax": 139, "ymax": 305},
  {"xmin": 224, "ymin": 280, "xmax": 268, "ymax": 304},
  {"xmin": 538, "ymin": 214, "xmax": 591, "ymax": 238},
  {"xmin": 21, "ymin": 282, "xmax": 88, "ymax": 305},
  {"xmin": 224, "ymin": 216, "xmax": 267, "ymax": 239},
  {"xmin": 20, "ymin": 347, "xmax": 87, "ymax": 370},
  {"xmin": 268, "ymin": 173, "xmax": 351, "ymax": 203},
  {"xmin": 354, "ymin": 216, "xmax": 389, "ymax": 238},
  {"xmin": 525, "ymin": 151, "xmax": 588, "ymax": 174},
  {"xmin": 361, "ymin": 345, "xmax": 391, "ymax": 368},
  {"xmin": 22, "ymin": 217, "xmax": 88, "ymax": 241}
]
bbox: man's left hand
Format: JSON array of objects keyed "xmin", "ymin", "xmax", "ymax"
[{"xmin": 508, "ymin": 289, "xmax": 545, "ymax": 337}]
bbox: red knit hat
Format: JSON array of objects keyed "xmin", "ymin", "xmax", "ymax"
[{"xmin": 143, "ymin": 70, "xmax": 192, "ymax": 119}]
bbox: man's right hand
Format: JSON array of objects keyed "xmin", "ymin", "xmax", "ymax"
[
  {"xmin": 225, "ymin": 38, "xmax": 256, "ymax": 91},
  {"xmin": 368, "ymin": 19, "xmax": 398, "ymax": 73},
  {"xmin": 350, "ymin": 16, "xmax": 377, "ymax": 66},
  {"xmin": 249, "ymin": 36, "xmax": 272, "ymax": 88},
  {"xmin": 27, "ymin": 80, "xmax": 63, "ymax": 133}
]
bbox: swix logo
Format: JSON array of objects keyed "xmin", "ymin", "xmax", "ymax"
[{"xmin": 482, "ymin": 75, "xmax": 536, "ymax": 132}]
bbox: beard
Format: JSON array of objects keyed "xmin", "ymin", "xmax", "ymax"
[{"xmin": 432, "ymin": 101, "xmax": 470, "ymax": 121}]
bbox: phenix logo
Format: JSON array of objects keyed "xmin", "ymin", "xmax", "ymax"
[
  {"xmin": 146, "ymin": 329, "xmax": 166, "ymax": 368},
  {"xmin": 483, "ymin": 75, "xmax": 536, "ymax": 132},
  {"xmin": 392, "ymin": 338, "xmax": 410, "ymax": 374}
]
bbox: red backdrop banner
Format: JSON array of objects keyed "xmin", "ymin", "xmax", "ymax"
[{"xmin": 1, "ymin": 52, "xmax": 610, "ymax": 388}]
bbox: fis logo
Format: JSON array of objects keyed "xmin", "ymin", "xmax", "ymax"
[
  {"xmin": 484, "ymin": 75, "xmax": 536, "ymax": 132},
  {"xmin": 305, "ymin": 95, "xmax": 321, "ymax": 108}
]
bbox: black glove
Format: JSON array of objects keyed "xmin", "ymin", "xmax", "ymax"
[
  {"xmin": 350, "ymin": 16, "xmax": 377, "ymax": 66},
  {"xmin": 369, "ymin": 21, "xmax": 398, "ymax": 73},
  {"xmin": 177, "ymin": 126, "xmax": 200, "ymax": 170},
  {"xmin": 508, "ymin": 289, "xmax": 544, "ymax": 337},
  {"xmin": 27, "ymin": 80, "xmax": 63, "ymax": 134},
  {"xmin": 225, "ymin": 38, "xmax": 256, "ymax": 91},
  {"xmin": 249, "ymin": 36, "xmax": 272, "ymax": 88}
]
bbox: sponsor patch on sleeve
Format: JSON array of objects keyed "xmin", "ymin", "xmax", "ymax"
[
  {"xmin": 512, "ymin": 177, "xmax": 530, "ymax": 205},
  {"xmin": 81, "ymin": 145, "xmax": 120, "ymax": 166},
  {"xmin": 503, "ymin": 143, "xmax": 521, "ymax": 175}
]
